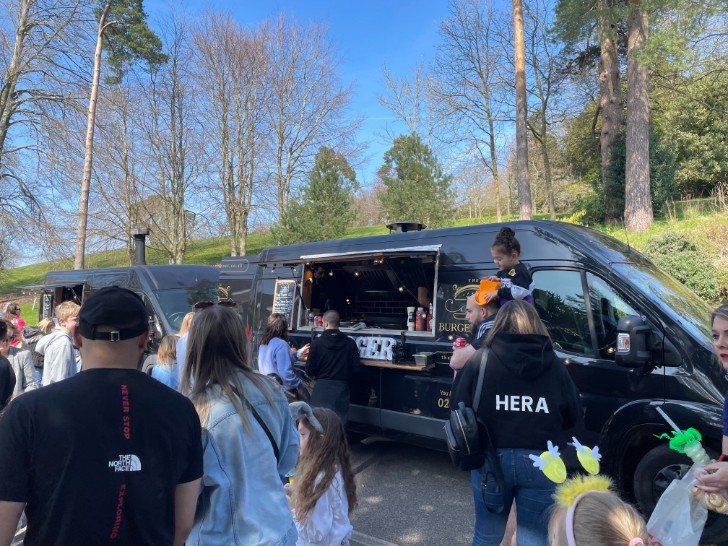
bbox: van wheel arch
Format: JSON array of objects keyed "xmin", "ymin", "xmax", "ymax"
[{"xmin": 633, "ymin": 444, "xmax": 728, "ymax": 545}]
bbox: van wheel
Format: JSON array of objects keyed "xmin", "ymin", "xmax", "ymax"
[{"xmin": 634, "ymin": 445, "xmax": 728, "ymax": 545}]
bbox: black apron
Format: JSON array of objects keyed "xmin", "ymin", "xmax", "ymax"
[{"xmin": 310, "ymin": 379, "xmax": 350, "ymax": 424}]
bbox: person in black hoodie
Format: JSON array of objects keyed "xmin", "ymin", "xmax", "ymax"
[
  {"xmin": 306, "ymin": 309, "xmax": 360, "ymax": 424},
  {"xmin": 451, "ymin": 300, "xmax": 582, "ymax": 546}
]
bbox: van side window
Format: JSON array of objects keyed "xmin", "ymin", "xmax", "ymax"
[
  {"xmin": 532, "ymin": 270, "xmax": 595, "ymax": 356},
  {"xmin": 586, "ymin": 273, "xmax": 638, "ymax": 360}
]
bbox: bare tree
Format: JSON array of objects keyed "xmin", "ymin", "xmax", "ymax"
[
  {"xmin": 0, "ymin": 0, "xmax": 90, "ymax": 223},
  {"xmin": 435, "ymin": 0, "xmax": 509, "ymax": 221},
  {"xmin": 74, "ymin": 0, "xmax": 166, "ymax": 269},
  {"xmin": 264, "ymin": 14, "xmax": 358, "ymax": 217},
  {"xmin": 524, "ymin": 0, "xmax": 561, "ymax": 219},
  {"xmin": 194, "ymin": 14, "xmax": 268, "ymax": 256},
  {"xmin": 624, "ymin": 0, "xmax": 652, "ymax": 232},
  {"xmin": 92, "ymin": 81, "xmax": 143, "ymax": 264},
  {"xmin": 137, "ymin": 14, "xmax": 199, "ymax": 264},
  {"xmin": 378, "ymin": 61, "xmax": 442, "ymax": 148}
]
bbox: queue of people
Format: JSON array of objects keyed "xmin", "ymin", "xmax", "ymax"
[
  {"xmin": 0, "ymin": 225, "xmax": 725, "ymax": 546},
  {"xmin": 0, "ymin": 288, "xmax": 359, "ymax": 546}
]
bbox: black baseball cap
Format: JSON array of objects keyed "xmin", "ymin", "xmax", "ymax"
[{"xmin": 78, "ymin": 287, "xmax": 149, "ymax": 342}]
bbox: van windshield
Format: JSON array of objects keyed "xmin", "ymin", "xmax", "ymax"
[
  {"xmin": 612, "ymin": 262, "xmax": 712, "ymax": 345},
  {"xmin": 154, "ymin": 287, "xmax": 219, "ymax": 331}
]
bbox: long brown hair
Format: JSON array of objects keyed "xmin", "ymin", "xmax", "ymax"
[
  {"xmin": 295, "ymin": 407, "xmax": 357, "ymax": 521},
  {"xmin": 485, "ymin": 299, "xmax": 550, "ymax": 347},
  {"xmin": 181, "ymin": 305, "xmax": 275, "ymax": 427},
  {"xmin": 261, "ymin": 313, "xmax": 289, "ymax": 345}
]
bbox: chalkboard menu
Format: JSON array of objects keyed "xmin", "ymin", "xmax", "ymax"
[{"xmin": 272, "ymin": 279, "xmax": 298, "ymax": 328}]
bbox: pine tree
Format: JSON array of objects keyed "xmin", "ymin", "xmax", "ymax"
[
  {"xmin": 378, "ymin": 134, "xmax": 454, "ymax": 228},
  {"xmin": 273, "ymin": 147, "xmax": 358, "ymax": 244}
]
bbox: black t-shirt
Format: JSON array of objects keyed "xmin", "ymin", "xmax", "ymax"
[
  {"xmin": 0, "ymin": 368, "xmax": 203, "ymax": 546},
  {"xmin": 0, "ymin": 355, "xmax": 15, "ymax": 410}
]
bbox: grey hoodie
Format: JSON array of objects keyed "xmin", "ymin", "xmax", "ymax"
[{"xmin": 37, "ymin": 330, "xmax": 77, "ymax": 386}]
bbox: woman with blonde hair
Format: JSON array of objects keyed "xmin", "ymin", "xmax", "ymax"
[
  {"xmin": 182, "ymin": 305, "xmax": 299, "ymax": 546},
  {"xmin": 451, "ymin": 300, "xmax": 582, "ymax": 546},
  {"xmin": 697, "ymin": 303, "xmax": 728, "ymax": 491},
  {"xmin": 150, "ymin": 335, "xmax": 179, "ymax": 390},
  {"xmin": 178, "ymin": 312, "xmax": 194, "ymax": 336},
  {"xmin": 22, "ymin": 318, "xmax": 55, "ymax": 385}
]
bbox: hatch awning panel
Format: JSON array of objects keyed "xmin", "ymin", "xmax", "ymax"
[{"xmin": 296, "ymin": 244, "xmax": 441, "ymax": 263}]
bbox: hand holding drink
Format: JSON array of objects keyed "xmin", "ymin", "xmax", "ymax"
[{"xmin": 453, "ymin": 337, "xmax": 467, "ymax": 350}]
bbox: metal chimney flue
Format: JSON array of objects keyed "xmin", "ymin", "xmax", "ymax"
[
  {"xmin": 386, "ymin": 221, "xmax": 426, "ymax": 234},
  {"xmin": 132, "ymin": 227, "xmax": 150, "ymax": 265}
]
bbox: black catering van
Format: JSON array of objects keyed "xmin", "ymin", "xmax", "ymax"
[
  {"xmin": 220, "ymin": 220, "xmax": 727, "ymax": 542},
  {"xmin": 28, "ymin": 265, "xmax": 220, "ymax": 347}
]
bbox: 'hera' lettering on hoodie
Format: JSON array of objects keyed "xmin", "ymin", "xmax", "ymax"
[{"xmin": 495, "ymin": 395, "xmax": 549, "ymax": 413}]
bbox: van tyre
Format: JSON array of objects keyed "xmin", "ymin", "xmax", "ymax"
[{"xmin": 634, "ymin": 444, "xmax": 728, "ymax": 545}]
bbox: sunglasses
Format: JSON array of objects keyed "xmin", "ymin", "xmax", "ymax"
[{"xmin": 193, "ymin": 299, "xmax": 237, "ymax": 310}]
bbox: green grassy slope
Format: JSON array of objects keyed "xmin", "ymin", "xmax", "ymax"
[{"xmin": 2, "ymin": 212, "xmax": 726, "ymax": 300}]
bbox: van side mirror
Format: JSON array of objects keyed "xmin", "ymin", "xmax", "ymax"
[
  {"xmin": 616, "ymin": 315, "xmax": 652, "ymax": 368},
  {"xmin": 615, "ymin": 315, "xmax": 683, "ymax": 369}
]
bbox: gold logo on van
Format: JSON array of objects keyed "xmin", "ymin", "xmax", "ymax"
[{"xmin": 444, "ymin": 283, "xmax": 479, "ymax": 321}]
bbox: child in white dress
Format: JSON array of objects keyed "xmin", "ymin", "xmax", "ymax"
[{"xmin": 286, "ymin": 403, "xmax": 357, "ymax": 546}]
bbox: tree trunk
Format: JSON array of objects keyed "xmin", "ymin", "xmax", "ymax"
[
  {"xmin": 487, "ymin": 117, "xmax": 502, "ymax": 222},
  {"xmin": 512, "ymin": 0, "xmax": 532, "ymax": 220},
  {"xmin": 598, "ymin": 4, "xmax": 623, "ymax": 223},
  {"xmin": 540, "ymin": 113, "xmax": 556, "ymax": 220},
  {"xmin": 75, "ymin": 0, "xmax": 112, "ymax": 270},
  {"xmin": 625, "ymin": 1, "xmax": 652, "ymax": 232}
]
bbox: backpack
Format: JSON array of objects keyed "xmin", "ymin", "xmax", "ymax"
[{"xmin": 444, "ymin": 349, "xmax": 489, "ymax": 471}]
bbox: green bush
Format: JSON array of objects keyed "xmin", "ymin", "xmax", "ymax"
[{"xmin": 643, "ymin": 232, "xmax": 721, "ymax": 302}]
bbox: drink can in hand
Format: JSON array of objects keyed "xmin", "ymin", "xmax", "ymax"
[{"xmin": 454, "ymin": 337, "xmax": 467, "ymax": 349}]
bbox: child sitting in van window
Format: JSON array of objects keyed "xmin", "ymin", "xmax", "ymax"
[
  {"xmin": 548, "ymin": 475, "xmax": 647, "ymax": 546},
  {"xmin": 485, "ymin": 227, "xmax": 534, "ymax": 304},
  {"xmin": 285, "ymin": 403, "xmax": 356, "ymax": 546}
]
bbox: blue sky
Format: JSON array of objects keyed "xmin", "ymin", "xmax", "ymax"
[{"xmin": 147, "ymin": 0, "xmax": 454, "ymax": 186}]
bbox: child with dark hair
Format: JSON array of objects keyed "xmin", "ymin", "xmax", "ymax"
[
  {"xmin": 485, "ymin": 227, "xmax": 535, "ymax": 305},
  {"xmin": 286, "ymin": 403, "xmax": 357, "ymax": 546}
]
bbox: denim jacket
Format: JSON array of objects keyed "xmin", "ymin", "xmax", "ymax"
[{"xmin": 187, "ymin": 373, "xmax": 299, "ymax": 546}]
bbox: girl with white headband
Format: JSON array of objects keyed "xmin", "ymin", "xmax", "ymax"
[{"xmin": 548, "ymin": 475, "xmax": 647, "ymax": 546}]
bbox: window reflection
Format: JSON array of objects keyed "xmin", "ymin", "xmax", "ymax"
[
  {"xmin": 587, "ymin": 274, "xmax": 637, "ymax": 359},
  {"xmin": 532, "ymin": 270, "xmax": 595, "ymax": 356}
]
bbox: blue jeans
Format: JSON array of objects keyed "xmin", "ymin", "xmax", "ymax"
[{"xmin": 471, "ymin": 448, "xmax": 555, "ymax": 546}]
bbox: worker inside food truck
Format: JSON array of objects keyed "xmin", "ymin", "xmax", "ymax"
[{"xmin": 298, "ymin": 254, "xmax": 436, "ymax": 335}]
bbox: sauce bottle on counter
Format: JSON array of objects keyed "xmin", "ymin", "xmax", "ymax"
[
  {"xmin": 426, "ymin": 303, "xmax": 433, "ymax": 332},
  {"xmin": 415, "ymin": 307, "xmax": 425, "ymax": 331},
  {"xmin": 406, "ymin": 307, "xmax": 416, "ymax": 331}
]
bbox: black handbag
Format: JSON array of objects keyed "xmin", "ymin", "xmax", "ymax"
[{"xmin": 444, "ymin": 349, "xmax": 489, "ymax": 471}]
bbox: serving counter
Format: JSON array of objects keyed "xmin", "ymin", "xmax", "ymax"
[{"xmin": 360, "ymin": 358, "xmax": 434, "ymax": 371}]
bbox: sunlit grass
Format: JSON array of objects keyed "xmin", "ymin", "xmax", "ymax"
[{"xmin": 1, "ymin": 211, "xmax": 725, "ymax": 297}]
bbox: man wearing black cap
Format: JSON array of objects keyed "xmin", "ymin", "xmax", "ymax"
[{"xmin": 0, "ymin": 287, "xmax": 203, "ymax": 546}]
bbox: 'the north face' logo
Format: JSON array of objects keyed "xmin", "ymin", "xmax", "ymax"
[{"xmin": 109, "ymin": 454, "xmax": 142, "ymax": 472}]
